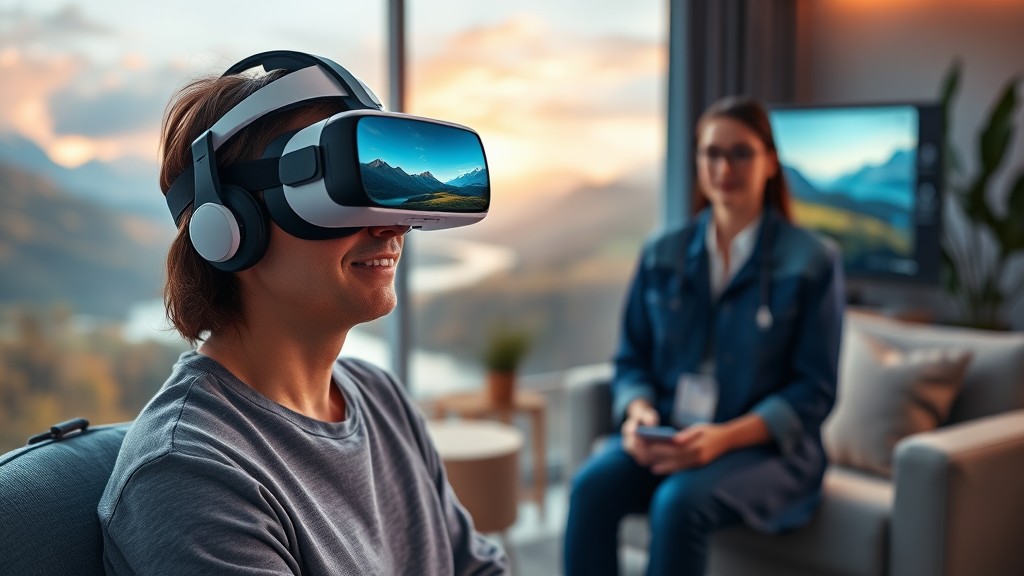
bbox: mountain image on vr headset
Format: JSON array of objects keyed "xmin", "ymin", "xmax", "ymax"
[
  {"xmin": 355, "ymin": 115, "xmax": 489, "ymax": 212},
  {"xmin": 361, "ymin": 159, "xmax": 489, "ymax": 211}
]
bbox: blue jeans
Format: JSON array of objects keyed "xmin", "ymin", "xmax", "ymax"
[{"xmin": 563, "ymin": 437, "xmax": 745, "ymax": 576}]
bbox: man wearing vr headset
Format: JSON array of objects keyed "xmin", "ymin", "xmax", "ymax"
[{"xmin": 98, "ymin": 51, "xmax": 506, "ymax": 575}]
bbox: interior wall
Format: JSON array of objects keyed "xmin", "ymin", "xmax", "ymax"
[{"xmin": 796, "ymin": 0, "xmax": 1024, "ymax": 327}]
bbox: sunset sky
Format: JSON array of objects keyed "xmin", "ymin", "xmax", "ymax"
[{"xmin": 0, "ymin": 1, "xmax": 667, "ymax": 202}]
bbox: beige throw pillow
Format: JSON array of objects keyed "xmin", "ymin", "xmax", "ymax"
[
  {"xmin": 844, "ymin": 311, "xmax": 1024, "ymax": 424},
  {"xmin": 823, "ymin": 327, "xmax": 973, "ymax": 477}
]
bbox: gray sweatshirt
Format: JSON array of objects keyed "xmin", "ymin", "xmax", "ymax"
[{"xmin": 98, "ymin": 351, "xmax": 508, "ymax": 575}]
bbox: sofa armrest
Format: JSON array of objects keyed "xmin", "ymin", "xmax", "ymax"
[
  {"xmin": 562, "ymin": 363, "xmax": 615, "ymax": 480},
  {"xmin": 890, "ymin": 409, "xmax": 1024, "ymax": 576}
]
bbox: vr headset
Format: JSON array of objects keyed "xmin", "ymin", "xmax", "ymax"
[{"xmin": 165, "ymin": 50, "xmax": 490, "ymax": 272}]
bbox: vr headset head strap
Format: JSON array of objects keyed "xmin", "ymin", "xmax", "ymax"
[
  {"xmin": 168, "ymin": 51, "xmax": 382, "ymax": 270},
  {"xmin": 206, "ymin": 64, "xmax": 349, "ymax": 151},
  {"xmin": 225, "ymin": 50, "xmax": 382, "ymax": 112},
  {"xmin": 167, "ymin": 51, "xmax": 378, "ymax": 226}
]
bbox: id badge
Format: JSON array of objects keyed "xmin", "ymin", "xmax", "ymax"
[{"xmin": 671, "ymin": 373, "xmax": 718, "ymax": 428}]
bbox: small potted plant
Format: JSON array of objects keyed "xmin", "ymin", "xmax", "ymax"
[{"xmin": 482, "ymin": 322, "xmax": 531, "ymax": 407}]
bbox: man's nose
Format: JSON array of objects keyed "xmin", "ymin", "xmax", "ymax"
[{"xmin": 367, "ymin": 225, "xmax": 412, "ymax": 238}]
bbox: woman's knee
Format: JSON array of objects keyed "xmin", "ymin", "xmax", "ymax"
[
  {"xmin": 648, "ymin": 473, "xmax": 721, "ymax": 532},
  {"xmin": 569, "ymin": 448, "xmax": 643, "ymax": 514},
  {"xmin": 651, "ymin": 476, "xmax": 707, "ymax": 510},
  {"xmin": 570, "ymin": 460, "xmax": 618, "ymax": 508}
]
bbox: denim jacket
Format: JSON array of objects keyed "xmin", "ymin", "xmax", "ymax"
[{"xmin": 611, "ymin": 207, "xmax": 845, "ymax": 532}]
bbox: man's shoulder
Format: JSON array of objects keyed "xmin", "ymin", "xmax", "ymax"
[
  {"xmin": 334, "ymin": 356, "xmax": 411, "ymax": 407},
  {"xmin": 336, "ymin": 356, "xmax": 394, "ymax": 383},
  {"xmin": 98, "ymin": 365, "xmax": 227, "ymax": 522},
  {"xmin": 106, "ymin": 354, "xmax": 250, "ymax": 483}
]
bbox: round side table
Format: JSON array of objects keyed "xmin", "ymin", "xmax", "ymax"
[{"xmin": 426, "ymin": 420, "xmax": 524, "ymax": 534}]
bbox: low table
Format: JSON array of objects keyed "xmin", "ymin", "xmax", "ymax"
[
  {"xmin": 431, "ymin": 389, "xmax": 548, "ymax": 518},
  {"xmin": 425, "ymin": 419, "xmax": 524, "ymax": 535}
]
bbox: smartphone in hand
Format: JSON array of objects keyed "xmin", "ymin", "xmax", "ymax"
[{"xmin": 635, "ymin": 425, "xmax": 679, "ymax": 443}]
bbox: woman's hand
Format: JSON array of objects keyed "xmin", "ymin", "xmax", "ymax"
[
  {"xmin": 621, "ymin": 399, "xmax": 660, "ymax": 466},
  {"xmin": 647, "ymin": 423, "xmax": 733, "ymax": 475}
]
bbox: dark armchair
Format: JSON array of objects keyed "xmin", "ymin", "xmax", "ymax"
[{"xmin": 0, "ymin": 420, "xmax": 130, "ymax": 576}]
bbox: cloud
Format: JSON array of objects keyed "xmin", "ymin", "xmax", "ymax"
[
  {"xmin": 408, "ymin": 16, "xmax": 666, "ymax": 190},
  {"xmin": 0, "ymin": 6, "xmax": 159, "ymax": 166},
  {"xmin": 0, "ymin": 50, "xmax": 80, "ymax": 140},
  {"xmin": 411, "ymin": 17, "xmax": 663, "ymax": 121},
  {"xmin": 45, "ymin": 4, "xmax": 112, "ymax": 34},
  {"xmin": 49, "ymin": 68, "xmax": 179, "ymax": 137},
  {"xmin": 0, "ymin": 5, "xmax": 113, "ymax": 48},
  {"xmin": 0, "ymin": 9, "xmax": 666, "ymax": 186},
  {"xmin": 0, "ymin": 47, "xmax": 181, "ymax": 166}
]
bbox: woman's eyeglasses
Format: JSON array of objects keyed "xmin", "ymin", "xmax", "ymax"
[{"xmin": 697, "ymin": 145, "xmax": 765, "ymax": 166}]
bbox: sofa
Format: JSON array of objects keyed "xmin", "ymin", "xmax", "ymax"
[{"xmin": 563, "ymin": 311, "xmax": 1024, "ymax": 576}]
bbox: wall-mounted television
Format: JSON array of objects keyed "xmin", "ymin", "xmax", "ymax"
[{"xmin": 768, "ymin": 102, "xmax": 944, "ymax": 284}]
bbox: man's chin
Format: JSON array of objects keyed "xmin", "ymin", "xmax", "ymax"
[{"xmin": 360, "ymin": 295, "xmax": 398, "ymax": 324}]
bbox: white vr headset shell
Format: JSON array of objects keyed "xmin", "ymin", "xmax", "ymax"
[{"xmin": 166, "ymin": 51, "xmax": 490, "ymax": 272}]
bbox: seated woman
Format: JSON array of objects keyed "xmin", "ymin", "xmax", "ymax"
[
  {"xmin": 98, "ymin": 52, "xmax": 507, "ymax": 575},
  {"xmin": 563, "ymin": 96, "xmax": 845, "ymax": 576}
]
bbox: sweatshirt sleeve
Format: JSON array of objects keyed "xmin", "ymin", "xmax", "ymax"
[
  {"xmin": 409, "ymin": 408, "xmax": 511, "ymax": 575},
  {"xmin": 101, "ymin": 451, "xmax": 298, "ymax": 575},
  {"xmin": 378, "ymin": 368, "xmax": 510, "ymax": 576}
]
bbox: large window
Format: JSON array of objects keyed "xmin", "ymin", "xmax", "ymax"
[
  {"xmin": 0, "ymin": 1, "xmax": 385, "ymax": 451},
  {"xmin": 401, "ymin": 1, "xmax": 666, "ymax": 396},
  {"xmin": 0, "ymin": 1, "xmax": 666, "ymax": 450}
]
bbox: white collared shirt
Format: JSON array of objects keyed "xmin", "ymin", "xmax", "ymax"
[{"xmin": 706, "ymin": 214, "xmax": 763, "ymax": 301}]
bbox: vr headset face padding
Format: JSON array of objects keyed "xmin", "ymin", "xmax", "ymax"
[
  {"xmin": 260, "ymin": 130, "xmax": 361, "ymax": 241},
  {"xmin": 188, "ymin": 184, "xmax": 270, "ymax": 272}
]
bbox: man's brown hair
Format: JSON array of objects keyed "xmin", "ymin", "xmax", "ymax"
[{"xmin": 160, "ymin": 71, "xmax": 343, "ymax": 345}]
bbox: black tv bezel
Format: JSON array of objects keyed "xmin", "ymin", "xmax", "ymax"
[{"xmin": 767, "ymin": 100, "xmax": 944, "ymax": 286}]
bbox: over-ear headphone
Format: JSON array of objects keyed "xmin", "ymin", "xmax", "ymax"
[
  {"xmin": 187, "ymin": 132, "xmax": 270, "ymax": 272},
  {"xmin": 184, "ymin": 50, "xmax": 383, "ymax": 272}
]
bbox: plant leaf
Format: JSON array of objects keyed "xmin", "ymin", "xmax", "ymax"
[
  {"xmin": 940, "ymin": 60, "xmax": 964, "ymax": 180},
  {"xmin": 940, "ymin": 242, "xmax": 961, "ymax": 295},
  {"xmin": 1005, "ymin": 171, "xmax": 1024, "ymax": 251},
  {"xmin": 939, "ymin": 59, "xmax": 961, "ymax": 109},
  {"xmin": 946, "ymin": 145, "xmax": 964, "ymax": 180},
  {"xmin": 979, "ymin": 76, "xmax": 1020, "ymax": 175},
  {"xmin": 962, "ymin": 176, "xmax": 994, "ymax": 226}
]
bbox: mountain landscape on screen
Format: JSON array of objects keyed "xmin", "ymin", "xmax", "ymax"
[
  {"xmin": 360, "ymin": 159, "xmax": 488, "ymax": 211},
  {"xmin": 445, "ymin": 167, "xmax": 488, "ymax": 187},
  {"xmin": 829, "ymin": 148, "xmax": 915, "ymax": 210},
  {"xmin": 783, "ymin": 147, "xmax": 915, "ymax": 271}
]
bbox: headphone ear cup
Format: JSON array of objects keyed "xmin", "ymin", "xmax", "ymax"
[{"xmin": 207, "ymin": 186, "xmax": 269, "ymax": 272}]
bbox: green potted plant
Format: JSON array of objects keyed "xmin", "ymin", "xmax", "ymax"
[
  {"xmin": 939, "ymin": 61, "xmax": 1024, "ymax": 330},
  {"xmin": 482, "ymin": 322, "xmax": 531, "ymax": 406}
]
